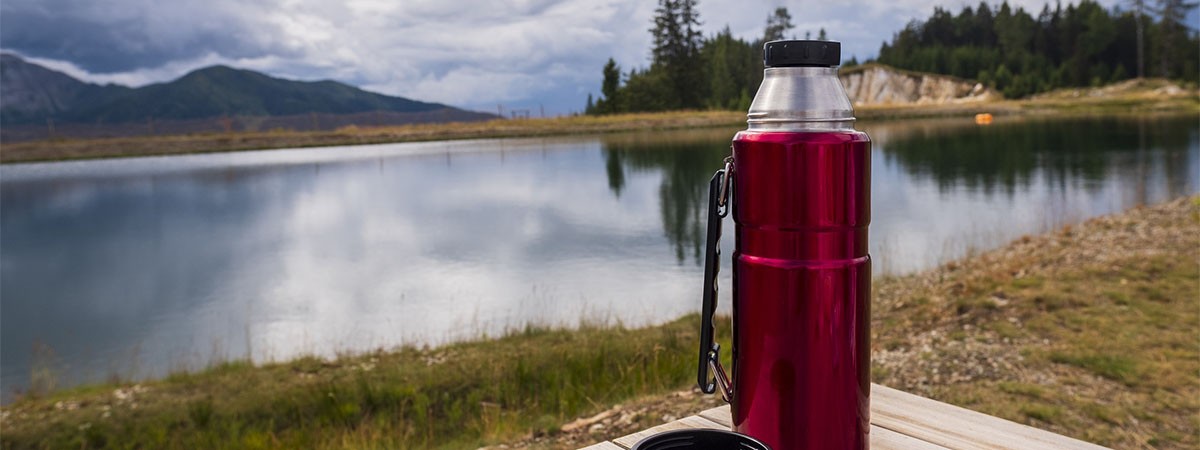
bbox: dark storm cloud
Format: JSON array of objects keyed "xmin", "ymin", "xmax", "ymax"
[
  {"xmin": 0, "ymin": 0, "xmax": 291, "ymax": 73},
  {"xmin": 0, "ymin": 0, "xmax": 1139, "ymax": 115}
]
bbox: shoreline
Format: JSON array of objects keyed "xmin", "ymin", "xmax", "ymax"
[
  {"xmin": 2, "ymin": 196, "xmax": 1195, "ymax": 449},
  {"xmin": 2, "ymin": 91, "xmax": 1196, "ymax": 164}
]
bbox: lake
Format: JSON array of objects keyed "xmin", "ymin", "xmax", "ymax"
[{"xmin": 2, "ymin": 114, "xmax": 1196, "ymax": 400}]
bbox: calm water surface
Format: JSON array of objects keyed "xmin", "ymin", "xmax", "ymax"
[{"xmin": 2, "ymin": 115, "xmax": 1196, "ymax": 399}]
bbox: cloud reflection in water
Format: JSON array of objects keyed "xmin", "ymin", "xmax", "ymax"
[{"xmin": 0, "ymin": 115, "xmax": 1196, "ymax": 399}]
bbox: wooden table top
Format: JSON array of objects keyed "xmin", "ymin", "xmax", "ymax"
[{"xmin": 581, "ymin": 383, "xmax": 1109, "ymax": 450}]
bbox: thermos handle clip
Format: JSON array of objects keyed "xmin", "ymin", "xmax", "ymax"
[{"xmin": 698, "ymin": 156, "xmax": 734, "ymax": 402}]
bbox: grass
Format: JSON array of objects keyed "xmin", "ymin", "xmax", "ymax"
[
  {"xmin": 1020, "ymin": 404, "xmax": 1064, "ymax": 423},
  {"xmin": 3, "ymin": 79, "xmax": 1197, "ymax": 164},
  {"xmin": 1047, "ymin": 353, "xmax": 1141, "ymax": 385},
  {"xmin": 1, "ymin": 318, "xmax": 728, "ymax": 449},
  {"xmin": 0, "ymin": 111, "xmax": 747, "ymax": 163},
  {"xmin": 871, "ymin": 196, "xmax": 1199, "ymax": 449}
]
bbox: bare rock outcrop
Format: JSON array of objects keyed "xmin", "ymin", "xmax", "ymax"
[{"xmin": 840, "ymin": 64, "xmax": 999, "ymax": 106}]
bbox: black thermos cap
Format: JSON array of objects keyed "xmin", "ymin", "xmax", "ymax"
[{"xmin": 763, "ymin": 40, "xmax": 841, "ymax": 68}]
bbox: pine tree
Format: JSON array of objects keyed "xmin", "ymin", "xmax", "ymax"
[
  {"xmin": 701, "ymin": 26, "xmax": 758, "ymax": 109},
  {"xmin": 873, "ymin": 0, "xmax": 1199, "ymax": 96},
  {"xmin": 650, "ymin": 0, "xmax": 705, "ymax": 109},
  {"xmin": 601, "ymin": 58, "xmax": 621, "ymax": 113},
  {"xmin": 1155, "ymin": 0, "xmax": 1199, "ymax": 77},
  {"xmin": 763, "ymin": 7, "xmax": 794, "ymax": 42},
  {"xmin": 588, "ymin": 0, "xmax": 1199, "ymax": 112}
]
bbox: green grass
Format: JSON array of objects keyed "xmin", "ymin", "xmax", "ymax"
[
  {"xmin": 1048, "ymin": 353, "xmax": 1141, "ymax": 385},
  {"xmin": 871, "ymin": 197, "xmax": 1198, "ymax": 449},
  {"xmin": 1, "ymin": 317, "xmax": 726, "ymax": 449},
  {"xmin": 952, "ymin": 251, "xmax": 1199, "ymax": 446},
  {"xmin": 997, "ymin": 381, "xmax": 1045, "ymax": 399},
  {"xmin": 1020, "ymin": 404, "xmax": 1064, "ymax": 423},
  {"xmin": 1009, "ymin": 276, "xmax": 1044, "ymax": 289}
]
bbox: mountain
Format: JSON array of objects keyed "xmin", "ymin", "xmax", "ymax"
[
  {"xmin": 67, "ymin": 65, "xmax": 451, "ymax": 123},
  {"xmin": 0, "ymin": 54, "xmax": 493, "ymax": 129},
  {"xmin": 0, "ymin": 54, "xmax": 131, "ymax": 124}
]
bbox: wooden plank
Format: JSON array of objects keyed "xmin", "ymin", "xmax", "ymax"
[
  {"xmin": 696, "ymin": 405, "xmax": 731, "ymax": 427},
  {"xmin": 597, "ymin": 383, "xmax": 1109, "ymax": 450},
  {"xmin": 870, "ymin": 384, "xmax": 1109, "ymax": 450},
  {"xmin": 696, "ymin": 404, "xmax": 949, "ymax": 450},
  {"xmin": 873, "ymin": 425, "xmax": 953, "ymax": 450},
  {"xmin": 611, "ymin": 415, "xmax": 726, "ymax": 449},
  {"xmin": 577, "ymin": 441, "xmax": 625, "ymax": 450}
]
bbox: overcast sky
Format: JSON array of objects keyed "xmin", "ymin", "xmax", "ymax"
[{"xmin": 1, "ymin": 0, "xmax": 1142, "ymax": 115}]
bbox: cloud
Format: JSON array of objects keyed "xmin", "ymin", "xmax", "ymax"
[
  {"xmin": 0, "ymin": 0, "xmax": 294, "ymax": 72},
  {"xmin": 1, "ymin": 0, "xmax": 1132, "ymax": 115}
]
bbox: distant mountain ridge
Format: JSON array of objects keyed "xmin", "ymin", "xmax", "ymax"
[
  {"xmin": 0, "ymin": 54, "xmax": 495, "ymax": 136},
  {"xmin": 0, "ymin": 54, "xmax": 131, "ymax": 124}
]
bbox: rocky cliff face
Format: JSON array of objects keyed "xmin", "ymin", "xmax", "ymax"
[{"xmin": 840, "ymin": 64, "xmax": 999, "ymax": 106}]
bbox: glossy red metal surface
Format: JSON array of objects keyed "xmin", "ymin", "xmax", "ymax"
[{"xmin": 731, "ymin": 130, "xmax": 871, "ymax": 450}]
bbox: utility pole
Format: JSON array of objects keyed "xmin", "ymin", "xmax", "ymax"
[
  {"xmin": 46, "ymin": 117, "xmax": 55, "ymax": 139},
  {"xmin": 540, "ymin": 104, "xmax": 545, "ymax": 118}
]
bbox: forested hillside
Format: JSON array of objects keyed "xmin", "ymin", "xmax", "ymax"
[
  {"xmin": 587, "ymin": 0, "xmax": 1197, "ymax": 114},
  {"xmin": 877, "ymin": 0, "xmax": 1198, "ymax": 98}
]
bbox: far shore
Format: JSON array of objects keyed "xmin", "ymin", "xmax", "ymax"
[{"xmin": 2, "ymin": 86, "xmax": 1197, "ymax": 164}]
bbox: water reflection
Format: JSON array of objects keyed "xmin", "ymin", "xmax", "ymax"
[
  {"xmin": 874, "ymin": 116, "xmax": 1196, "ymax": 198},
  {"xmin": 603, "ymin": 116, "xmax": 1198, "ymax": 270},
  {"xmin": 2, "ymin": 139, "xmax": 705, "ymax": 401},
  {"xmin": 0, "ymin": 115, "xmax": 1195, "ymax": 400},
  {"xmin": 602, "ymin": 129, "xmax": 734, "ymax": 264}
]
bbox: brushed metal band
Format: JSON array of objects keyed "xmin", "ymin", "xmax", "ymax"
[{"xmin": 747, "ymin": 66, "xmax": 857, "ymax": 132}]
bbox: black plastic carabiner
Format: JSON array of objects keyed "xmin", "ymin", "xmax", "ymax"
[{"xmin": 698, "ymin": 158, "xmax": 733, "ymax": 401}]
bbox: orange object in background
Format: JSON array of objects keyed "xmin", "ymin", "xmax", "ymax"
[{"xmin": 975, "ymin": 113, "xmax": 994, "ymax": 125}]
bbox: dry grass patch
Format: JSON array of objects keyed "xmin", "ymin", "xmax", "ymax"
[{"xmin": 871, "ymin": 197, "xmax": 1199, "ymax": 449}]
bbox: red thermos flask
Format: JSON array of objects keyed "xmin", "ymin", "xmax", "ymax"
[{"xmin": 699, "ymin": 40, "xmax": 871, "ymax": 450}]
